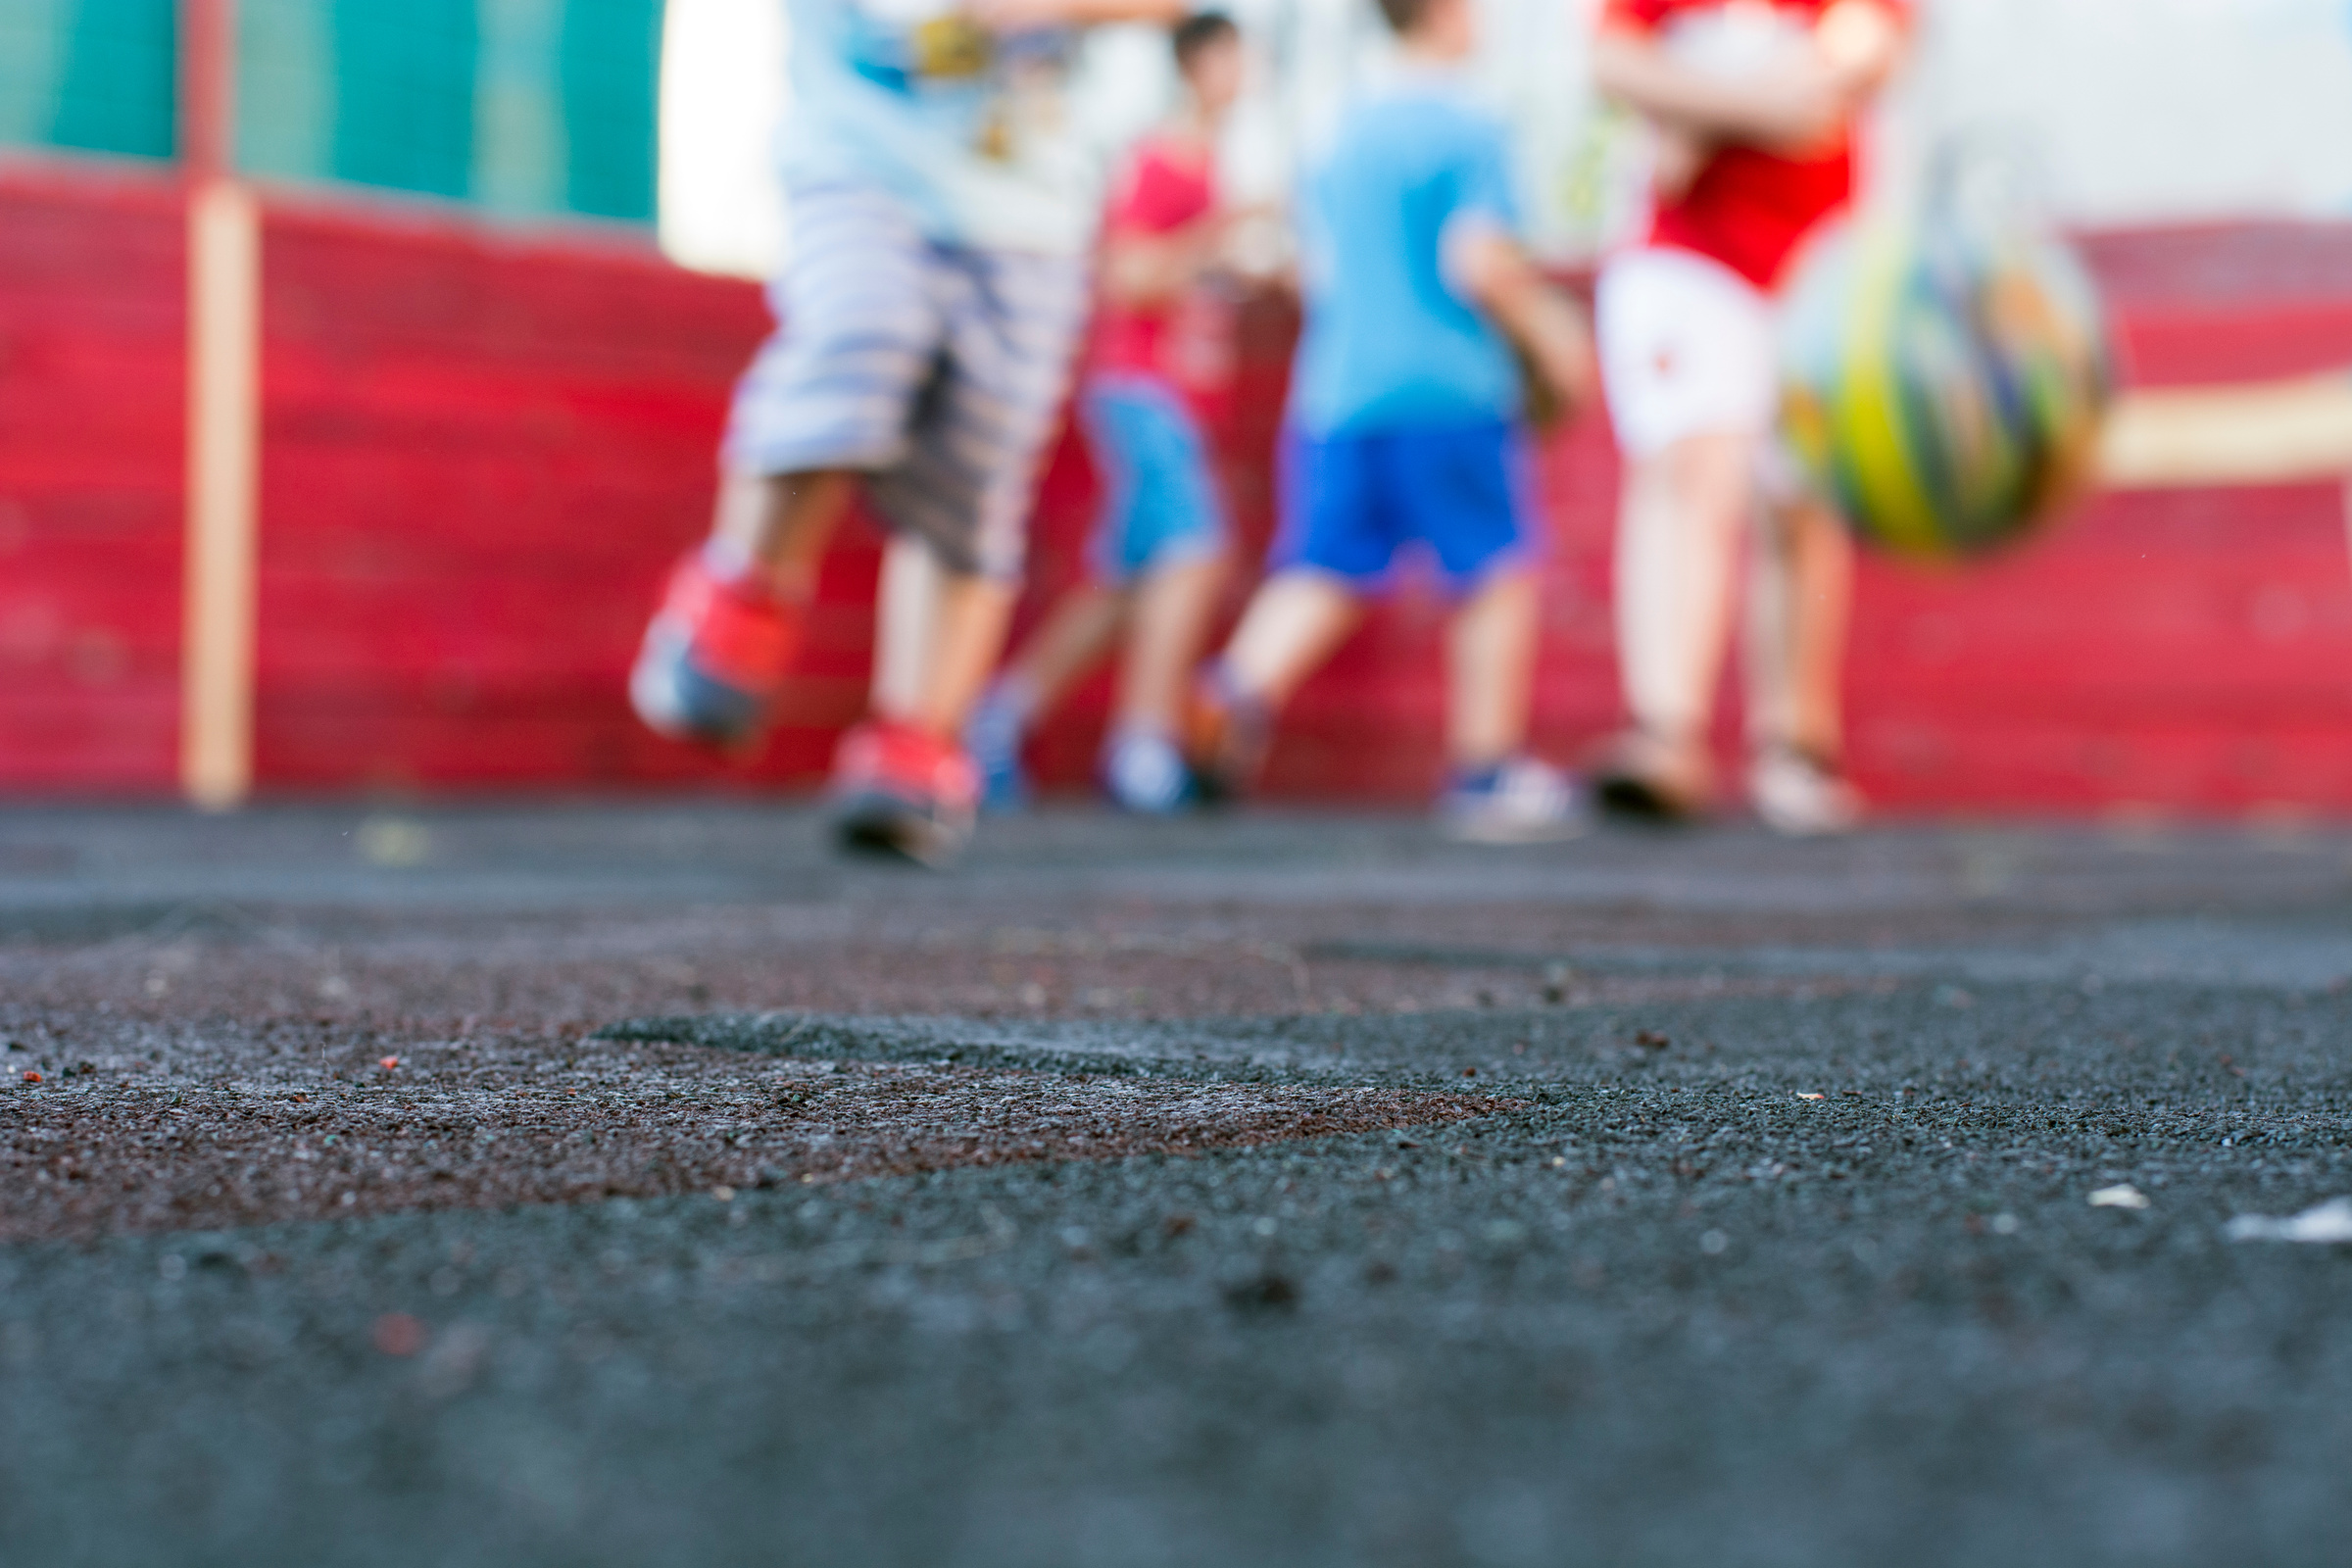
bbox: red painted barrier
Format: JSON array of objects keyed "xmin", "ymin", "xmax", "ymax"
[
  {"xmin": 254, "ymin": 200, "xmax": 776, "ymax": 791},
  {"xmin": 1, "ymin": 163, "xmax": 2348, "ymax": 814},
  {"xmin": 1845, "ymin": 224, "xmax": 2352, "ymax": 813},
  {"xmin": 0, "ymin": 166, "xmax": 185, "ymax": 793}
]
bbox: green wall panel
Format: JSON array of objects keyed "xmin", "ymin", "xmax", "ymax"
[
  {"xmin": 239, "ymin": 0, "xmax": 660, "ymax": 222},
  {"xmin": 0, "ymin": 0, "xmax": 176, "ymax": 160},
  {"xmin": 0, "ymin": 2, "xmax": 660, "ymax": 221},
  {"xmin": 328, "ymin": 0, "xmax": 479, "ymax": 199},
  {"xmin": 561, "ymin": 0, "xmax": 661, "ymax": 221}
]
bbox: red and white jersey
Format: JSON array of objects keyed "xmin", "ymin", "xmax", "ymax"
[{"xmin": 1599, "ymin": 0, "xmax": 1907, "ymax": 290}]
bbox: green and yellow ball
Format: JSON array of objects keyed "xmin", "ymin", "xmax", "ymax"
[{"xmin": 1780, "ymin": 210, "xmax": 2114, "ymax": 561}]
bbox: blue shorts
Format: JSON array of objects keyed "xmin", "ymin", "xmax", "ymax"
[
  {"xmin": 1273, "ymin": 419, "xmax": 1536, "ymax": 592},
  {"xmin": 1083, "ymin": 374, "xmax": 1228, "ymax": 584}
]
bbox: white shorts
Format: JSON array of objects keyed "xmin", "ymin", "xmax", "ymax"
[{"xmin": 1596, "ymin": 246, "xmax": 1779, "ymax": 459}]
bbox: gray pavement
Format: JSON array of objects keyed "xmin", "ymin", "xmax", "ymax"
[{"xmin": 4, "ymin": 805, "xmax": 2352, "ymax": 1566}]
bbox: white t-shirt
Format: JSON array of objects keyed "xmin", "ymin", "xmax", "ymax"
[{"xmin": 782, "ymin": 0, "xmax": 1102, "ymax": 255}]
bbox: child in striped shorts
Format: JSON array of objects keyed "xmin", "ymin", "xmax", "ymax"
[{"xmin": 630, "ymin": 0, "xmax": 1182, "ymax": 866}]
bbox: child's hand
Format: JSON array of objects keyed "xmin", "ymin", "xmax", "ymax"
[
  {"xmin": 1739, "ymin": 52, "xmax": 1861, "ymax": 155},
  {"xmin": 1446, "ymin": 223, "xmax": 1597, "ymax": 428},
  {"xmin": 1522, "ymin": 313, "xmax": 1599, "ymax": 433},
  {"xmin": 962, "ymin": 0, "xmax": 1060, "ymax": 31},
  {"xmin": 1816, "ymin": 1, "xmax": 1902, "ymax": 90},
  {"xmin": 964, "ymin": 0, "xmax": 1183, "ymax": 28},
  {"xmin": 1649, "ymin": 124, "xmax": 1709, "ymax": 203}
]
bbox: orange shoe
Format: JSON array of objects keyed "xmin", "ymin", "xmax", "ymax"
[
  {"xmin": 830, "ymin": 719, "xmax": 983, "ymax": 869},
  {"xmin": 1180, "ymin": 665, "xmax": 1272, "ymax": 805}
]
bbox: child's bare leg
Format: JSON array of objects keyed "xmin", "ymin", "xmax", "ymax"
[
  {"xmin": 1185, "ymin": 569, "xmax": 1358, "ymax": 796},
  {"xmin": 1221, "ymin": 569, "xmax": 1362, "ymax": 707},
  {"xmin": 1117, "ymin": 552, "xmax": 1227, "ymax": 733},
  {"xmin": 1741, "ymin": 493, "xmax": 1862, "ymax": 834},
  {"xmin": 867, "ymin": 533, "xmax": 1023, "ymax": 741},
  {"xmin": 1744, "ymin": 495, "xmax": 1853, "ymax": 761},
  {"xmin": 1613, "ymin": 430, "xmax": 1752, "ymax": 766},
  {"xmin": 713, "ymin": 469, "xmax": 860, "ymax": 600},
  {"xmin": 891, "ymin": 570, "xmax": 1019, "ymax": 741},
  {"xmin": 870, "ymin": 534, "xmax": 944, "ymax": 720},
  {"xmin": 1004, "ymin": 585, "xmax": 1131, "ymax": 720},
  {"xmin": 1445, "ymin": 565, "xmax": 1539, "ymax": 770}
]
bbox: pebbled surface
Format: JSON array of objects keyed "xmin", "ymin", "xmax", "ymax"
[{"xmin": 3, "ymin": 806, "xmax": 2352, "ymax": 1567}]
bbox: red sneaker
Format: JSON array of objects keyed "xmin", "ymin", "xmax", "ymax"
[
  {"xmin": 629, "ymin": 546, "xmax": 802, "ymax": 750},
  {"xmin": 831, "ymin": 719, "xmax": 982, "ymax": 869}
]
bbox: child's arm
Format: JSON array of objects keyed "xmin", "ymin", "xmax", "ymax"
[
  {"xmin": 968, "ymin": 0, "xmax": 1187, "ymax": 27},
  {"xmin": 1101, "ymin": 214, "xmax": 1231, "ymax": 308},
  {"xmin": 1592, "ymin": 0, "xmax": 1902, "ymax": 156},
  {"xmin": 1101, "ymin": 200, "xmax": 1280, "ymax": 308},
  {"xmin": 1446, "ymin": 225, "xmax": 1598, "ymax": 428}
]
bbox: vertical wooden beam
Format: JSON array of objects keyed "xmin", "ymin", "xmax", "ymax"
[{"xmin": 179, "ymin": 0, "xmax": 261, "ymax": 809}]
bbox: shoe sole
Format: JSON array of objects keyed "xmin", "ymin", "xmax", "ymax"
[
  {"xmin": 1596, "ymin": 774, "xmax": 1702, "ymax": 824},
  {"xmin": 1440, "ymin": 815, "xmax": 1592, "ymax": 846},
  {"xmin": 1102, "ymin": 779, "xmax": 1199, "ymax": 816},
  {"xmin": 834, "ymin": 792, "xmax": 967, "ymax": 871},
  {"xmin": 1754, "ymin": 807, "xmax": 1862, "ymax": 839}
]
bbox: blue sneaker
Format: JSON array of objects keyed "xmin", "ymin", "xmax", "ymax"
[{"xmin": 962, "ymin": 686, "xmax": 1031, "ymax": 812}]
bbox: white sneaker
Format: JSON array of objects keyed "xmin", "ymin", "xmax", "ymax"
[
  {"xmin": 1102, "ymin": 731, "xmax": 1195, "ymax": 815},
  {"xmin": 1749, "ymin": 747, "xmax": 1864, "ymax": 837},
  {"xmin": 1438, "ymin": 759, "xmax": 1592, "ymax": 845}
]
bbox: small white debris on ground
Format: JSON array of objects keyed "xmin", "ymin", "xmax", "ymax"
[
  {"xmin": 2225, "ymin": 1197, "xmax": 2352, "ymax": 1244},
  {"xmin": 2089, "ymin": 1185, "xmax": 2151, "ymax": 1210}
]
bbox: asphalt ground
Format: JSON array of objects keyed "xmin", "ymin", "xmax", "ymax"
[{"xmin": 4, "ymin": 804, "xmax": 2351, "ymax": 1566}]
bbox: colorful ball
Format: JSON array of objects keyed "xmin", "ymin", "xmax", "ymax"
[{"xmin": 1779, "ymin": 208, "xmax": 2114, "ymax": 561}]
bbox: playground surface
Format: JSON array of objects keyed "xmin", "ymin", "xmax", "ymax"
[{"xmin": 4, "ymin": 804, "xmax": 2351, "ymax": 1566}]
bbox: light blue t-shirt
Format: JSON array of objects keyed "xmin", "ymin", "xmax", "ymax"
[
  {"xmin": 1289, "ymin": 74, "xmax": 1525, "ymax": 437},
  {"xmin": 782, "ymin": 0, "xmax": 1099, "ymax": 256}
]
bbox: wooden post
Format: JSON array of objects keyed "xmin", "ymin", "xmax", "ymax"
[
  {"xmin": 179, "ymin": 0, "xmax": 262, "ymax": 809},
  {"xmin": 2098, "ymin": 374, "xmax": 2352, "ymax": 490}
]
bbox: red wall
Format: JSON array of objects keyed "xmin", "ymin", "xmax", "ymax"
[
  {"xmin": 0, "ymin": 168, "xmax": 185, "ymax": 792},
  {"xmin": 3, "ymin": 164, "xmax": 2351, "ymax": 815},
  {"xmin": 1846, "ymin": 224, "xmax": 2352, "ymax": 812},
  {"xmin": 255, "ymin": 202, "xmax": 778, "ymax": 790}
]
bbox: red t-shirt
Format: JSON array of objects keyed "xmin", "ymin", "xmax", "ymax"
[
  {"xmin": 1088, "ymin": 133, "xmax": 1232, "ymax": 399},
  {"xmin": 1601, "ymin": 0, "xmax": 1902, "ymax": 290}
]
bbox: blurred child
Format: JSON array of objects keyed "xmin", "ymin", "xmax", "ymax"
[
  {"xmin": 965, "ymin": 12, "xmax": 1250, "ymax": 814},
  {"xmin": 1184, "ymin": 0, "xmax": 1596, "ymax": 842},
  {"xmin": 628, "ymin": 0, "xmax": 1184, "ymax": 867},
  {"xmin": 1589, "ymin": 0, "xmax": 1904, "ymax": 834}
]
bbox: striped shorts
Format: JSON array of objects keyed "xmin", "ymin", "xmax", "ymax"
[{"xmin": 722, "ymin": 185, "xmax": 1091, "ymax": 580}]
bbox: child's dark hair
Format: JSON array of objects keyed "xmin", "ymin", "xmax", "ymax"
[
  {"xmin": 1172, "ymin": 11, "xmax": 1239, "ymax": 72},
  {"xmin": 1374, "ymin": 0, "xmax": 1437, "ymax": 34}
]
